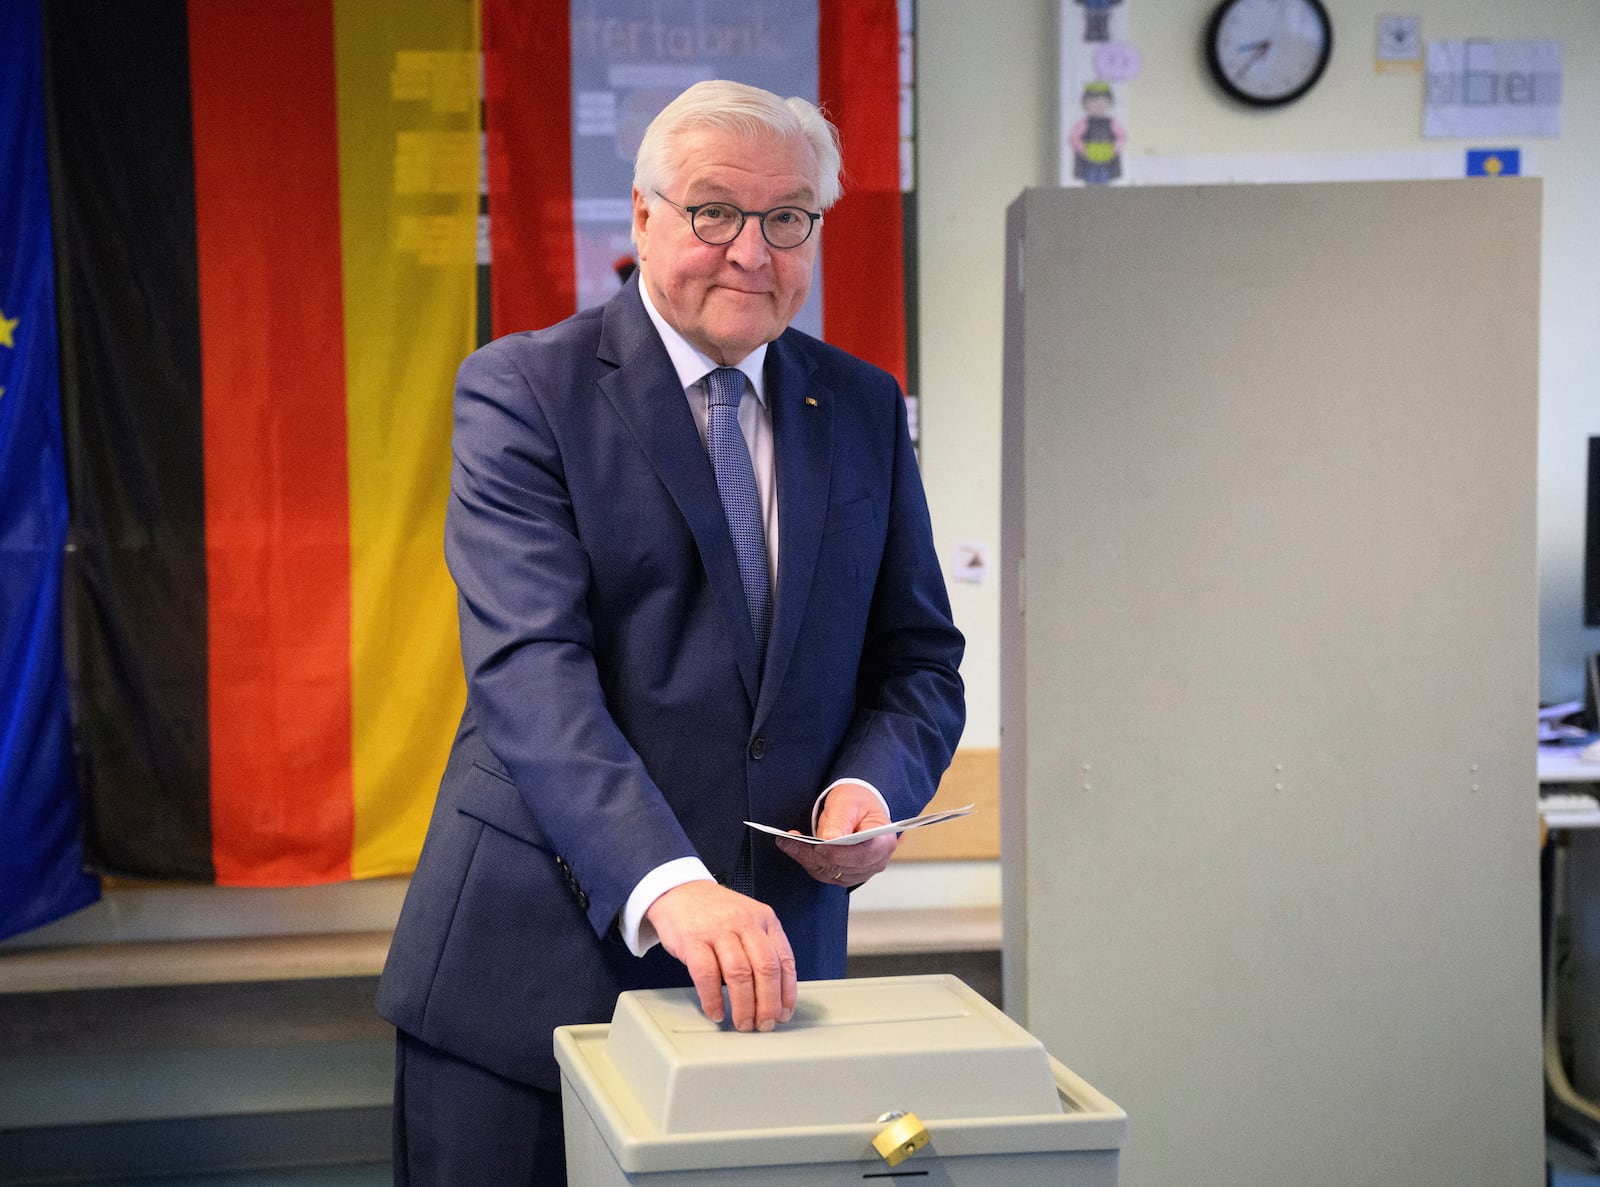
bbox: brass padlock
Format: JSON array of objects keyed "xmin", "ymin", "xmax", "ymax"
[{"xmin": 872, "ymin": 1110, "xmax": 930, "ymax": 1168}]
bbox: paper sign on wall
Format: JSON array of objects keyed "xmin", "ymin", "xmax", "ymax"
[{"xmin": 1424, "ymin": 39, "xmax": 1562, "ymax": 139}]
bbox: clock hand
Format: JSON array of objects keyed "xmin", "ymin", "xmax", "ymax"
[{"xmin": 1232, "ymin": 38, "xmax": 1271, "ymax": 81}]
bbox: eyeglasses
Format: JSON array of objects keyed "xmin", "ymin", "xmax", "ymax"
[{"xmin": 653, "ymin": 190, "xmax": 822, "ymax": 250}]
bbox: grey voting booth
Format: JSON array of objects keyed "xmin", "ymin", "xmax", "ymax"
[
  {"xmin": 556, "ymin": 975, "xmax": 1127, "ymax": 1183},
  {"xmin": 1000, "ymin": 181, "xmax": 1543, "ymax": 1187}
]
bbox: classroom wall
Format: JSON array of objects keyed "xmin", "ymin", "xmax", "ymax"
[
  {"xmin": 9, "ymin": 0, "xmax": 1595, "ymax": 944},
  {"xmin": 916, "ymin": 0, "xmax": 1600, "ymax": 746}
]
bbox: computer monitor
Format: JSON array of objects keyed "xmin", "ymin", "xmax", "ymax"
[
  {"xmin": 1587, "ymin": 651, "xmax": 1600, "ymax": 733},
  {"xmin": 1587, "ymin": 436, "xmax": 1599, "ymax": 627}
]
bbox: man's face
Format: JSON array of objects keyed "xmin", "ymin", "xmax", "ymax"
[{"xmin": 634, "ymin": 126, "xmax": 820, "ymax": 365}]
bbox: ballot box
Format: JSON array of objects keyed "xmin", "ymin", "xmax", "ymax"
[{"xmin": 554, "ymin": 973, "xmax": 1127, "ymax": 1185}]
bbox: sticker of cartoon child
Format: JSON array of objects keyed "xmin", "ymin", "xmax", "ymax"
[
  {"xmin": 1069, "ymin": 81, "xmax": 1127, "ymax": 185},
  {"xmin": 1075, "ymin": 0, "xmax": 1123, "ymax": 44}
]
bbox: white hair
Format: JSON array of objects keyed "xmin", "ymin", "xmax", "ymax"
[{"xmin": 633, "ymin": 79, "xmax": 843, "ymax": 235}]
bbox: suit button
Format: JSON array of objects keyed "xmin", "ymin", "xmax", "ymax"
[{"xmin": 749, "ymin": 737, "xmax": 767, "ymax": 760}]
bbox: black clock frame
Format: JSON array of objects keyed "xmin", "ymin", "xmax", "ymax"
[{"xmin": 1204, "ymin": 0, "xmax": 1333, "ymax": 109}]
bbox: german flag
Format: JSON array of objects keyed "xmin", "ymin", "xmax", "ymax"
[
  {"xmin": 49, "ymin": 0, "xmax": 479, "ymax": 885},
  {"xmin": 42, "ymin": 0, "xmax": 904, "ymax": 890}
]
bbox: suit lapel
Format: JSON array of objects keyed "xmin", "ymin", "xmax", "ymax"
[
  {"xmin": 595, "ymin": 282, "xmax": 764, "ymax": 704},
  {"xmin": 756, "ymin": 333, "xmax": 830, "ymax": 725}
]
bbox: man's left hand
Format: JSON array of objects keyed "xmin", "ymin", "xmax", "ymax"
[{"xmin": 774, "ymin": 781, "xmax": 900, "ymax": 888}]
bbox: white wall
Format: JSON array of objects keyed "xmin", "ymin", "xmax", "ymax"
[
  {"xmin": 916, "ymin": 4, "xmax": 1058, "ymax": 750},
  {"xmin": 916, "ymin": 0, "xmax": 1600, "ymax": 732}
]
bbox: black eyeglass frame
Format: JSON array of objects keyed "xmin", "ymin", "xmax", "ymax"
[{"xmin": 653, "ymin": 190, "xmax": 823, "ymax": 249}]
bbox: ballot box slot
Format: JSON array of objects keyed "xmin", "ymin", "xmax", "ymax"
[{"xmin": 666, "ymin": 1007, "xmax": 970, "ymax": 1033}]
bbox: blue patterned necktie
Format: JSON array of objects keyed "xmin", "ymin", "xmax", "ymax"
[
  {"xmin": 705, "ymin": 366, "xmax": 768, "ymax": 898},
  {"xmin": 704, "ymin": 366, "xmax": 773, "ymax": 672}
]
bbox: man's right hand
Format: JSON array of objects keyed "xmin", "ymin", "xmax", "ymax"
[{"xmin": 644, "ymin": 881, "xmax": 797, "ymax": 1032}]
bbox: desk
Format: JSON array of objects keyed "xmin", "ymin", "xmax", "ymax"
[
  {"xmin": 1542, "ymin": 744, "xmax": 1600, "ymax": 786},
  {"xmin": 1541, "ymin": 746, "xmax": 1600, "ymax": 1150},
  {"xmin": 1540, "ymin": 745, "xmax": 1600, "ymax": 828}
]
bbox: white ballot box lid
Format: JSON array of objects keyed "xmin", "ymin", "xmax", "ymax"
[{"xmin": 554, "ymin": 973, "xmax": 1127, "ymax": 1176}]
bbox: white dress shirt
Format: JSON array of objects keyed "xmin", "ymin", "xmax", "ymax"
[{"xmin": 617, "ymin": 282, "xmax": 886, "ymax": 956}]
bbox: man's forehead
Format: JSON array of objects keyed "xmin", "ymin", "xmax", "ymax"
[
  {"xmin": 682, "ymin": 176, "xmax": 818, "ymax": 205},
  {"xmin": 672, "ymin": 128, "xmax": 819, "ymax": 201}
]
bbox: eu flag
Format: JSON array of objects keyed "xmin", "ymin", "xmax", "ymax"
[
  {"xmin": 0, "ymin": 0, "xmax": 99, "ymax": 938},
  {"xmin": 1466, "ymin": 148, "xmax": 1522, "ymax": 177}
]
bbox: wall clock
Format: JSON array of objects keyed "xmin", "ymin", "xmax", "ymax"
[{"xmin": 1205, "ymin": 0, "xmax": 1333, "ymax": 108}]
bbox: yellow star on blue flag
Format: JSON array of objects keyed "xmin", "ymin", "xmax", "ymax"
[{"xmin": 0, "ymin": 310, "xmax": 13, "ymax": 396}]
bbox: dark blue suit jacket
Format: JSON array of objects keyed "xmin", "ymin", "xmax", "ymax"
[{"xmin": 377, "ymin": 279, "xmax": 964, "ymax": 1091}]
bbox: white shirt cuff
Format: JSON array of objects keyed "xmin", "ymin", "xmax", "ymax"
[
  {"xmin": 621, "ymin": 856, "xmax": 715, "ymax": 957},
  {"xmin": 812, "ymin": 778, "xmax": 890, "ymax": 835}
]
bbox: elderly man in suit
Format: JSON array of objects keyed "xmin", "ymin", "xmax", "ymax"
[{"xmin": 377, "ymin": 78, "xmax": 965, "ymax": 1183}]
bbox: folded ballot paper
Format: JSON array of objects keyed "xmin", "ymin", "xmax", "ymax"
[{"xmin": 745, "ymin": 804, "xmax": 975, "ymax": 847}]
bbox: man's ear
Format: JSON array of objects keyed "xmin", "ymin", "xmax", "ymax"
[{"xmin": 631, "ymin": 188, "xmax": 650, "ymax": 258}]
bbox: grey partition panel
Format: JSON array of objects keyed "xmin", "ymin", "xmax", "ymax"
[{"xmin": 1000, "ymin": 182, "xmax": 1542, "ymax": 1187}]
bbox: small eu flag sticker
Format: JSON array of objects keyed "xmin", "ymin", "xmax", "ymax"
[{"xmin": 1466, "ymin": 148, "xmax": 1521, "ymax": 177}]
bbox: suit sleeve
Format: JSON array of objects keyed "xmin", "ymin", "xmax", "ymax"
[
  {"xmin": 444, "ymin": 339, "xmax": 698, "ymax": 938},
  {"xmin": 825, "ymin": 387, "xmax": 967, "ymax": 822}
]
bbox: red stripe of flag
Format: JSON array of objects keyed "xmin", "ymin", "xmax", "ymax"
[
  {"xmin": 188, "ymin": 1, "xmax": 354, "ymax": 884},
  {"xmin": 819, "ymin": 0, "xmax": 907, "ymax": 391},
  {"xmin": 486, "ymin": 0, "xmax": 576, "ymax": 336}
]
